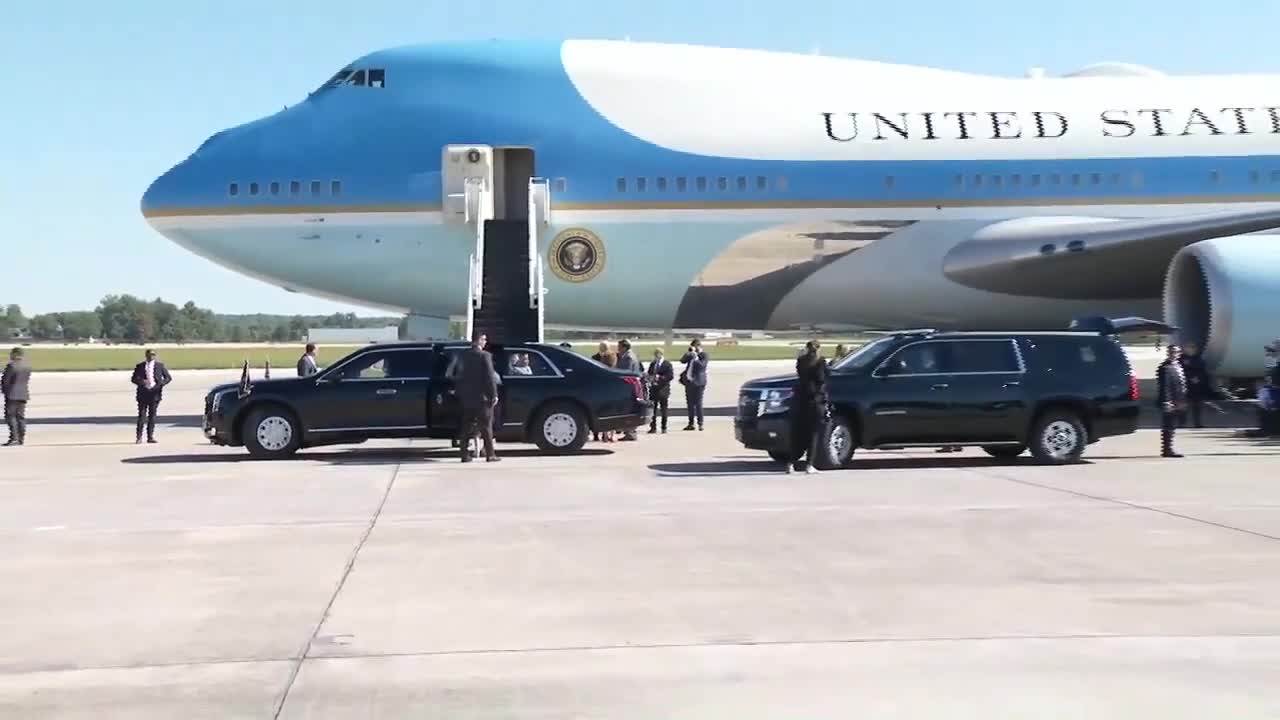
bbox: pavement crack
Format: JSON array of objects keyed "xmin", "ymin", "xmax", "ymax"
[
  {"xmin": 984, "ymin": 470, "xmax": 1280, "ymax": 544},
  {"xmin": 271, "ymin": 451, "xmax": 404, "ymax": 719}
]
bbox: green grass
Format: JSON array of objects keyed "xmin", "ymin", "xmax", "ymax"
[{"xmin": 16, "ymin": 342, "xmax": 817, "ymax": 371}]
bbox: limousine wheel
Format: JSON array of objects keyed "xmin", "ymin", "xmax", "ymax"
[
  {"xmin": 532, "ymin": 403, "xmax": 588, "ymax": 454},
  {"xmin": 1029, "ymin": 411, "xmax": 1085, "ymax": 465},
  {"xmin": 243, "ymin": 407, "xmax": 301, "ymax": 459}
]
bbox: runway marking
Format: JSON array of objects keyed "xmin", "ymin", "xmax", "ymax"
[{"xmin": 32, "ymin": 525, "xmax": 65, "ymax": 532}]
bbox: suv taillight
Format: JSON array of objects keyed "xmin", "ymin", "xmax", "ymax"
[
  {"xmin": 1129, "ymin": 375, "xmax": 1140, "ymax": 401},
  {"xmin": 623, "ymin": 376, "xmax": 644, "ymax": 400}
]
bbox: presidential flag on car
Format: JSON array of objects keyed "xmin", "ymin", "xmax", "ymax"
[{"xmin": 237, "ymin": 360, "xmax": 252, "ymax": 398}]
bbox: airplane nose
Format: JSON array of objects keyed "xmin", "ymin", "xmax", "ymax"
[{"xmin": 141, "ymin": 166, "xmax": 176, "ymax": 224}]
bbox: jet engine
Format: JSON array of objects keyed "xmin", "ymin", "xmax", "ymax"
[{"xmin": 1163, "ymin": 236, "xmax": 1280, "ymax": 378}]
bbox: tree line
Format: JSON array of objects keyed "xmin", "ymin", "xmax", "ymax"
[{"xmin": 0, "ymin": 296, "xmax": 401, "ymax": 344}]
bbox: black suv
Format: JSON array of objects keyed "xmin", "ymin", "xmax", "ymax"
[
  {"xmin": 735, "ymin": 331, "xmax": 1140, "ymax": 467},
  {"xmin": 202, "ymin": 342, "xmax": 650, "ymax": 459}
]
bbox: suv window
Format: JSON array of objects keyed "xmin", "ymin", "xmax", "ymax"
[
  {"xmin": 1026, "ymin": 337, "xmax": 1124, "ymax": 376},
  {"xmin": 339, "ymin": 351, "xmax": 392, "ymax": 380},
  {"xmin": 880, "ymin": 341, "xmax": 949, "ymax": 376},
  {"xmin": 950, "ymin": 340, "xmax": 1020, "ymax": 374}
]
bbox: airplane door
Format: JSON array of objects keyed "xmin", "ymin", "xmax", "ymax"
[{"xmin": 442, "ymin": 145, "xmax": 494, "ymax": 225}]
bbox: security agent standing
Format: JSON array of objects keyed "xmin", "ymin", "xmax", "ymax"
[
  {"xmin": 1157, "ymin": 344, "xmax": 1188, "ymax": 458},
  {"xmin": 646, "ymin": 348, "xmax": 674, "ymax": 434},
  {"xmin": 457, "ymin": 332, "xmax": 500, "ymax": 463},
  {"xmin": 1178, "ymin": 342, "xmax": 1214, "ymax": 428},
  {"xmin": 787, "ymin": 340, "xmax": 830, "ymax": 475},
  {"xmin": 2, "ymin": 348, "xmax": 31, "ymax": 447},
  {"xmin": 297, "ymin": 343, "xmax": 319, "ymax": 377},
  {"xmin": 680, "ymin": 338, "xmax": 709, "ymax": 431},
  {"xmin": 131, "ymin": 349, "xmax": 172, "ymax": 444},
  {"xmin": 615, "ymin": 339, "xmax": 642, "ymax": 441}
]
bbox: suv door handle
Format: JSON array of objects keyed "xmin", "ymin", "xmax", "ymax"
[
  {"xmin": 931, "ymin": 383, "xmax": 949, "ymax": 390},
  {"xmin": 1003, "ymin": 381, "xmax": 1021, "ymax": 387},
  {"xmin": 376, "ymin": 388, "xmax": 397, "ymax": 396}
]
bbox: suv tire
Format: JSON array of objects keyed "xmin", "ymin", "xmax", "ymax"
[
  {"xmin": 1029, "ymin": 411, "xmax": 1086, "ymax": 465},
  {"xmin": 532, "ymin": 402, "xmax": 589, "ymax": 454},
  {"xmin": 815, "ymin": 416, "xmax": 856, "ymax": 470},
  {"xmin": 982, "ymin": 445, "xmax": 1026, "ymax": 460},
  {"xmin": 243, "ymin": 406, "xmax": 302, "ymax": 459}
]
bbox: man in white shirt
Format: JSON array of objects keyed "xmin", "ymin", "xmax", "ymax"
[{"xmin": 130, "ymin": 349, "xmax": 172, "ymax": 444}]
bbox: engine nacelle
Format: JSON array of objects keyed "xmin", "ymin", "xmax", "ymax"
[{"xmin": 1163, "ymin": 236, "xmax": 1280, "ymax": 378}]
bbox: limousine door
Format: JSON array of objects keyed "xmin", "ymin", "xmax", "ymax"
[{"xmin": 306, "ymin": 348, "xmax": 433, "ymax": 437}]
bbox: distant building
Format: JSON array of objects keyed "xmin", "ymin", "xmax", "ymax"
[{"xmin": 306, "ymin": 327, "xmax": 399, "ymax": 344}]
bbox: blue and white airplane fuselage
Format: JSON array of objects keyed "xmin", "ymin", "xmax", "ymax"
[{"xmin": 142, "ymin": 39, "xmax": 1280, "ymax": 377}]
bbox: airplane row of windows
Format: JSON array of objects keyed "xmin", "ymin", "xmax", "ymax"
[
  {"xmin": 228, "ymin": 181, "xmax": 342, "ymax": 198},
  {"xmin": 615, "ymin": 176, "xmax": 790, "ymax": 193},
  {"xmin": 941, "ymin": 172, "xmax": 1147, "ymax": 191},
  {"xmin": 322, "ymin": 68, "xmax": 386, "ymax": 89}
]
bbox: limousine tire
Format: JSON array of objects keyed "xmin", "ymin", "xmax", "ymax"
[
  {"xmin": 531, "ymin": 402, "xmax": 589, "ymax": 454},
  {"xmin": 243, "ymin": 406, "xmax": 302, "ymax": 460}
]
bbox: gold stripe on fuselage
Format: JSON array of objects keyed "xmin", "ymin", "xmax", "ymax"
[{"xmin": 140, "ymin": 193, "xmax": 1280, "ymax": 219}]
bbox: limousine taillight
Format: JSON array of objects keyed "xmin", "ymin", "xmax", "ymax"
[{"xmin": 622, "ymin": 376, "xmax": 645, "ymax": 400}]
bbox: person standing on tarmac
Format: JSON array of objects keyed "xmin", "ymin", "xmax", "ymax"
[
  {"xmin": 457, "ymin": 332, "xmax": 500, "ymax": 463},
  {"xmin": 646, "ymin": 348, "xmax": 674, "ymax": 434},
  {"xmin": 1178, "ymin": 342, "xmax": 1214, "ymax": 428},
  {"xmin": 787, "ymin": 340, "xmax": 829, "ymax": 475},
  {"xmin": 680, "ymin": 339, "xmax": 709, "ymax": 431},
  {"xmin": 1157, "ymin": 344, "xmax": 1188, "ymax": 458},
  {"xmin": 297, "ymin": 343, "xmax": 319, "ymax": 377},
  {"xmin": 615, "ymin": 339, "xmax": 642, "ymax": 441},
  {"xmin": 2, "ymin": 348, "xmax": 31, "ymax": 447}
]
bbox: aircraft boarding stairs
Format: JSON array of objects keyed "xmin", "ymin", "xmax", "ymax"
[{"xmin": 462, "ymin": 177, "xmax": 549, "ymax": 344}]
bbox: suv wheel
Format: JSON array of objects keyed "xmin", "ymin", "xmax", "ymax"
[
  {"xmin": 982, "ymin": 445, "xmax": 1026, "ymax": 460},
  {"xmin": 243, "ymin": 407, "xmax": 301, "ymax": 459},
  {"xmin": 816, "ymin": 417, "xmax": 856, "ymax": 469},
  {"xmin": 532, "ymin": 402, "xmax": 588, "ymax": 454},
  {"xmin": 1029, "ymin": 412, "xmax": 1086, "ymax": 465}
]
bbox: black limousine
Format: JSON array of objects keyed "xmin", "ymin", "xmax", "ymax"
[{"xmin": 202, "ymin": 342, "xmax": 650, "ymax": 459}]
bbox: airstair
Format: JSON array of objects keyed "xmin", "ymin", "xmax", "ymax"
[{"xmin": 453, "ymin": 169, "xmax": 547, "ymax": 344}]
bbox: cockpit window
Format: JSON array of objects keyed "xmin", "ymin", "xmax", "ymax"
[{"xmin": 315, "ymin": 67, "xmax": 386, "ymax": 94}]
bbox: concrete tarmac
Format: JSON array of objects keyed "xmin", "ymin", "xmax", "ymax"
[{"xmin": 2, "ymin": 352, "xmax": 1279, "ymax": 718}]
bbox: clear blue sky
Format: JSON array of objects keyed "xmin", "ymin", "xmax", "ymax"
[{"xmin": 2, "ymin": 0, "xmax": 1272, "ymax": 316}]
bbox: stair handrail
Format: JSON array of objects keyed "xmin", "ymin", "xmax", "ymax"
[
  {"xmin": 464, "ymin": 252, "xmax": 477, "ymax": 340},
  {"xmin": 466, "ymin": 176, "xmax": 489, "ymax": 311}
]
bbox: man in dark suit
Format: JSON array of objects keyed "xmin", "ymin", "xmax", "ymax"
[
  {"xmin": 1156, "ymin": 344, "xmax": 1188, "ymax": 458},
  {"xmin": 457, "ymin": 332, "xmax": 499, "ymax": 462},
  {"xmin": 680, "ymin": 338, "xmax": 709, "ymax": 431},
  {"xmin": 131, "ymin": 349, "xmax": 172, "ymax": 444},
  {"xmin": 2, "ymin": 348, "xmax": 31, "ymax": 446},
  {"xmin": 646, "ymin": 348, "xmax": 674, "ymax": 434}
]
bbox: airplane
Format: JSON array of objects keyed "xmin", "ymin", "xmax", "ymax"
[{"xmin": 141, "ymin": 39, "xmax": 1280, "ymax": 379}]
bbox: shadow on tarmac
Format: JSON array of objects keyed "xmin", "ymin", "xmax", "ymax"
[{"xmin": 121, "ymin": 446, "xmax": 614, "ymax": 466}]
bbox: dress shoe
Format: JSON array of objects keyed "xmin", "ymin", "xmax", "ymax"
[
  {"xmin": 1162, "ymin": 452, "xmax": 1184, "ymax": 458},
  {"xmin": 486, "ymin": 456, "xmax": 501, "ymax": 463}
]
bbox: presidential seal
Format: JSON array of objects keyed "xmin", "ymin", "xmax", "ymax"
[{"xmin": 548, "ymin": 228, "xmax": 605, "ymax": 283}]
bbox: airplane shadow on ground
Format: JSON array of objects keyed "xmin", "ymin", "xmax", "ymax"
[{"xmin": 121, "ymin": 446, "xmax": 614, "ymax": 466}]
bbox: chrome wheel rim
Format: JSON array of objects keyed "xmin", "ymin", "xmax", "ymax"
[
  {"xmin": 1041, "ymin": 420, "xmax": 1079, "ymax": 460},
  {"xmin": 828, "ymin": 423, "xmax": 852, "ymax": 464},
  {"xmin": 543, "ymin": 413, "xmax": 578, "ymax": 447},
  {"xmin": 256, "ymin": 416, "xmax": 293, "ymax": 451}
]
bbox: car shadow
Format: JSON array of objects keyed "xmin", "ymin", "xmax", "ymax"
[
  {"xmin": 121, "ymin": 446, "xmax": 614, "ymax": 466},
  {"xmin": 28, "ymin": 415, "xmax": 203, "ymax": 428},
  {"xmin": 650, "ymin": 454, "xmax": 1093, "ymax": 476}
]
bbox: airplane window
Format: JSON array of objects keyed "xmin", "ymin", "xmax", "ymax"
[
  {"xmin": 1030, "ymin": 174, "xmax": 1041, "ymax": 186},
  {"xmin": 676, "ymin": 177, "xmax": 688, "ymax": 192},
  {"xmin": 756, "ymin": 176, "xmax": 767, "ymax": 190},
  {"xmin": 656, "ymin": 177, "xmax": 668, "ymax": 191},
  {"xmin": 311, "ymin": 180, "xmax": 322, "ymax": 195},
  {"xmin": 1110, "ymin": 173, "xmax": 1122, "ymax": 185},
  {"xmin": 229, "ymin": 183, "xmax": 239, "ymax": 197},
  {"xmin": 554, "ymin": 178, "xmax": 567, "ymax": 193},
  {"xmin": 717, "ymin": 177, "xmax": 728, "ymax": 191},
  {"xmin": 776, "ymin": 176, "xmax": 788, "ymax": 191},
  {"xmin": 953, "ymin": 174, "xmax": 965, "ymax": 188},
  {"xmin": 1051, "ymin": 174, "xmax": 1062, "ymax": 185},
  {"xmin": 270, "ymin": 181, "xmax": 280, "ymax": 196},
  {"xmin": 1090, "ymin": 173, "xmax": 1101, "ymax": 185},
  {"xmin": 369, "ymin": 69, "xmax": 385, "ymax": 88},
  {"xmin": 616, "ymin": 177, "xmax": 627, "ymax": 192},
  {"xmin": 249, "ymin": 182, "xmax": 259, "ymax": 196},
  {"xmin": 884, "ymin": 176, "xmax": 895, "ymax": 189},
  {"xmin": 331, "ymin": 180, "xmax": 342, "ymax": 196},
  {"xmin": 1010, "ymin": 174, "xmax": 1022, "ymax": 186},
  {"xmin": 636, "ymin": 177, "xmax": 647, "ymax": 192},
  {"xmin": 1250, "ymin": 170, "xmax": 1261, "ymax": 184},
  {"xmin": 322, "ymin": 69, "xmax": 353, "ymax": 89},
  {"xmin": 1071, "ymin": 174, "xmax": 1081, "ymax": 186},
  {"xmin": 972, "ymin": 175, "xmax": 983, "ymax": 187},
  {"xmin": 290, "ymin": 180, "xmax": 301, "ymax": 195},
  {"xmin": 346, "ymin": 70, "xmax": 367, "ymax": 87},
  {"xmin": 1209, "ymin": 170, "xmax": 1221, "ymax": 183},
  {"xmin": 991, "ymin": 175, "xmax": 1003, "ymax": 187},
  {"xmin": 736, "ymin": 176, "xmax": 747, "ymax": 191},
  {"xmin": 1132, "ymin": 172, "xmax": 1145, "ymax": 186},
  {"xmin": 696, "ymin": 177, "xmax": 708, "ymax": 191}
]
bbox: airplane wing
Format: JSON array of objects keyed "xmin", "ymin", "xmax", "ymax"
[{"xmin": 942, "ymin": 208, "xmax": 1280, "ymax": 299}]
